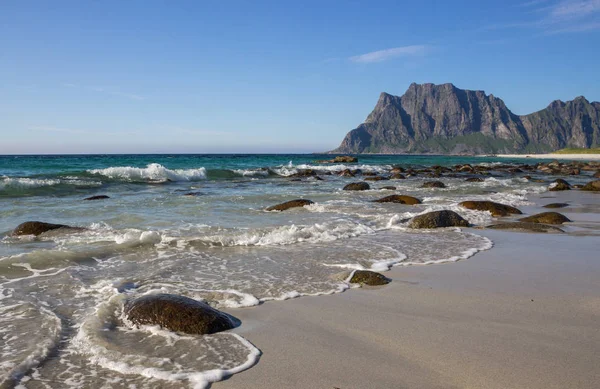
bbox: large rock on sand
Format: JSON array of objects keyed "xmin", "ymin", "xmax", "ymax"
[
  {"xmin": 124, "ymin": 294, "xmax": 235, "ymax": 335},
  {"xmin": 519, "ymin": 212, "xmax": 571, "ymax": 225},
  {"xmin": 373, "ymin": 195, "xmax": 422, "ymax": 205},
  {"xmin": 343, "ymin": 182, "xmax": 370, "ymax": 191},
  {"xmin": 266, "ymin": 199, "xmax": 314, "ymax": 211},
  {"xmin": 548, "ymin": 179, "xmax": 571, "ymax": 191},
  {"xmin": 349, "ymin": 270, "xmax": 390, "ymax": 286},
  {"xmin": 487, "ymin": 222, "xmax": 564, "ymax": 233},
  {"xmin": 581, "ymin": 180, "xmax": 600, "ymax": 191},
  {"xmin": 459, "ymin": 201, "xmax": 522, "ymax": 217},
  {"xmin": 409, "ymin": 210, "xmax": 469, "ymax": 229},
  {"xmin": 12, "ymin": 221, "xmax": 80, "ymax": 236}
]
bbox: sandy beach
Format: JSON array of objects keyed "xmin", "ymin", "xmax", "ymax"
[
  {"xmin": 497, "ymin": 153, "xmax": 600, "ymax": 160},
  {"xmin": 219, "ymin": 190, "xmax": 600, "ymax": 389}
]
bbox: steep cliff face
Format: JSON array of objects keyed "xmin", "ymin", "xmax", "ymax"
[{"xmin": 331, "ymin": 83, "xmax": 600, "ymax": 154}]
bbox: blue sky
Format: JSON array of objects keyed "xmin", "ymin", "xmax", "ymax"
[{"xmin": 1, "ymin": 0, "xmax": 599, "ymax": 154}]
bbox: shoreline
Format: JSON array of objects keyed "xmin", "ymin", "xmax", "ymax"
[
  {"xmin": 495, "ymin": 153, "xmax": 600, "ymax": 160},
  {"xmin": 218, "ymin": 190, "xmax": 600, "ymax": 388}
]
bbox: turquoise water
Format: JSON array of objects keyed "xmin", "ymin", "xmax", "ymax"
[{"xmin": 0, "ymin": 153, "xmax": 574, "ymax": 388}]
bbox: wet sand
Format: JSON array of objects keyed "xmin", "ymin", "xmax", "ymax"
[{"xmin": 219, "ymin": 191, "xmax": 600, "ymax": 389}]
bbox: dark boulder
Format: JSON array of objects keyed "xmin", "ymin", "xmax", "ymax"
[
  {"xmin": 339, "ymin": 169, "xmax": 355, "ymax": 177},
  {"xmin": 421, "ymin": 181, "xmax": 446, "ymax": 188},
  {"xmin": 487, "ymin": 222, "xmax": 564, "ymax": 233},
  {"xmin": 373, "ymin": 195, "xmax": 422, "ymax": 205},
  {"xmin": 266, "ymin": 199, "xmax": 314, "ymax": 211},
  {"xmin": 409, "ymin": 210, "xmax": 469, "ymax": 229},
  {"xmin": 364, "ymin": 176, "xmax": 389, "ymax": 181},
  {"xmin": 84, "ymin": 195, "xmax": 110, "ymax": 200},
  {"xmin": 12, "ymin": 221, "xmax": 80, "ymax": 236},
  {"xmin": 391, "ymin": 173, "xmax": 406, "ymax": 180},
  {"xmin": 349, "ymin": 270, "xmax": 390, "ymax": 286},
  {"xmin": 332, "ymin": 156, "xmax": 358, "ymax": 163},
  {"xmin": 519, "ymin": 212, "xmax": 571, "ymax": 225},
  {"xmin": 465, "ymin": 177, "xmax": 484, "ymax": 182},
  {"xmin": 549, "ymin": 179, "xmax": 571, "ymax": 191},
  {"xmin": 543, "ymin": 203, "xmax": 569, "ymax": 209},
  {"xmin": 343, "ymin": 182, "xmax": 370, "ymax": 191},
  {"xmin": 124, "ymin": 294, "xmax": 235, "ymax": 335},
  {"xmin": 581, "ymin": 180, "xmax": 600, "ymax": 191},
  {"xmin": 380, "ymin": 186, "xmax": 397, "ymax": 190},
  {"xmin": 459, "ymin": 201, "xmax": 522, "ymax": 217}
]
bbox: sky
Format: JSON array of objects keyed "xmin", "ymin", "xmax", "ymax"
[{"xmin": 1, "ymin": 0, "xmax": 599, "ymax": 154}]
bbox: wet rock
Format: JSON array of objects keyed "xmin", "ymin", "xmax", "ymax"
[
  {"xmin": 343, "ymin": 182, "xmax": 370, "ymax": 191},
  {"xmin": 487, "ymin": 222, "xmax": 564, "ymax": 233},
  {"xmin": 183, "ymin": 192, "xmax": 205, "ymax": 197},
  {"xmin": 594, "ymin": 171, "xmax": 600, "ymax": 178},
  {"xmin": 12, "ymin": 221, "xmax": 81, "ymax": 236},
  {"xmin": 519, "ymin": 212, "xmax": 571, "ymax": 225},
  {"xmin": 373, "ymin": 195, "xmax": 422, "ymax": 205},
  {"xmin": 421, "ymin": 181, "xmax": 446, "ymax": 188},
  {"xmin": 390, "ymin": 173, "xmax": 406, "ymax": 179},
  {"xmin": 349, "ymin": 270, "xmax": 390, "ymax": 286},
  {"xmin": 339, "ymin": 169, "xmax": 355, "ymax": 177},
  {"xmin": 266, "ymin": 199, "xmax": 314, "ymax": 211},
  {"xmin": 84, "ymin": 195, "xmax": 110, "ymax": 200},
  {"xmin": 124, "ymin": 294, "xmax": 235, "ymax": 335},
  {"xmin": 380, "ymin": 186, "xmax": 397, "ymax": 190},
  {"xmin": 409, "ymin": 210, "xmax": 469, "ymax": 229},
  {"xmin": 465, "ymin": 177, "xmax": 484, "ymax": 182},
  {"xmin": 289, "ymin": 169, "xmax": 317, "ymax": 178},
  {"xmin": 364, "ymin": 176, "xmax": 389, "ymax": 181},
  {"xmin": 459, "ymin": 201, "xmax": 522, "ymax": 217},
  {"xmin": 543, "ymin": 203, "xmax": 569, "ymax": 209},
  {"xmin": 390, "ymin": 167, "xmax": 405, "ymax": 174},
  {"xmin": 362, "ymin": 172, "xmax": 378, "ymax": 176},
  {"xmin": 549, "ymin": 179, "xmax": 571, "ymax": 191},
  {"xmin": 316, "ymin": 156, "xmax": 358, "ymax": 164},
  {"xmin": 581, "ymin": 180, "xmax": 600, "ymax": 191}
]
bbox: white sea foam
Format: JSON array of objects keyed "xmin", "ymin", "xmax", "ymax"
[
  {"xmin": 0, "ymin": 176, "xmax": 101, "ymax": 191},
  {"xmin": 232, "ymin": 168, "xmax": 270, "ymax": 177},
  {"xmin": 88, "ymin": 163, "xmax": 206, "ymax": 182}
]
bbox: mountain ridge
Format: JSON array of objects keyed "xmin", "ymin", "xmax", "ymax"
[{"xmin": 330, "ymin": 83, "xmax": 600, "ymax": 155}]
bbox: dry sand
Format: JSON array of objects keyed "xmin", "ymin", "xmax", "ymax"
[
  {"xmin": 217, "ymin": 191, "xmax": 600, "ymax": 389},
  {"xmin": 497, "ymin": 153, "xmax": 600, "ymax": 160}
]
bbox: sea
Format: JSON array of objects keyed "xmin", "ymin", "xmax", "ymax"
[{"xmin": 0, "ymin": 153, "xmax": 573, "ymax": 388}]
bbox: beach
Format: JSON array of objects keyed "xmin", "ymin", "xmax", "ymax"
[
  {"xmin": 497, "ymin": 153, "xmax": 600, "ymax": 160},
  {"xmin": 221, "ymin": 190, "xmax": 600, "ymax": 389}
]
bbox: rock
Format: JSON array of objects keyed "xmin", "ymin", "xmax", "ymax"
[
  {"xmin": 124, "ymin": 294, "xmax": 235, "ymax": 335},
  {"xmin": 364, "ymin": 176, "xmax": 388, "ymax": 181},
  {"xmin": 594, "ymin": 171, "xmax": 600, "ymax": 178},
  {"xmin": 487, "ymin": 222, "xmax": 564, "ymax": 233},
  {"xmin": 519, "ymin": 212, "xmax": 571, "ymax": 225},
  {"xmin": 84, "ymin": 195, "xmax": 110, "ymax": 200},
  {"xmin": 349, "ymin": 270, "xmax": 390, "ymax": 286},
  {"xmin": 390, "ymin": 173, "xmax": 406, "ymax": 179},
  {"xmin": 459, "ymin": 201, "xmax": 522, "ymax": 217},
  {"xmin": 465, "ymin": 177, "xmax": 484, "ymax": 182},
  {"xmin": 373, "ymin": 195, "xmax": 422, "ymax": 205},
  {"xmin": 581, "ymin": 180, "xmax": 600, "ymax": 191},
  {"xmin": 543, "ymin": 203, "xmax": 569, "ymax": 209},
  {"xmin": 409, "ymin": 210, "xmax": 469, "ymax": 229},
  {"xmin": 421, "ymin": 181, "xmax": 446, "ymax": 188},
  {"xmin": 548, "ymin": 178, "xmax": 571, "ymax": 191},
  {"xmin": 183, "ymin": 192, "xmax": 204, "ymax": 196},
  {"xmin": 12, "ymin": 221, "xmax": 80, "ymax": 236},
  {"xmin": 339, "ymin": 169, "xmax": 355, "ymax": 177},
  {"xmin": 266, "ymin": 199, "xmax": 314, "ymax": 211},
  {"xmin": 343, "ymin": 182, "xmax": 370, "ymax": 191},
  {"xmin": 362, "ymin": 172, "xmax": 377, "ymax": 176},
  {"xmin": 380, "ymin": 186, "xmax": 397, "ymax": 190},
  {"xmin": 332, "ymin": 156, "xmax": 358, "ymax": 163},
  {"xmin": 289, "ymin": 169, "xmax": 317, "ymax": 177}
]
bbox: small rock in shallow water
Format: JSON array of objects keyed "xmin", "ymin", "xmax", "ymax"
[
  {"xmin": 459, "ymin": 201, "xmax": 522, "ymax": 217},
  {"xmin": 12, "ymin": 221, "xmax": 81, "ymax": 236},
  {"xmin": 266, "ymin": 199, "xmax": 314, "ymax": 211},
  {"xmin": 421, "ymin": 181, "xmax": 446, "ymax": 188},
  {"xmin": 581, "ymin": 180, "xmax": 600, "ymax": 191},
  {"xmin": 124, "ymin": 294, "xmax": 235, "ymax": 335},
  {"xmin": 343, "ymin": 182, "xmax": 370, "ymax": 191},
  {"xmin": 519, "ymin": 212, "xmax": 571, "ymax": 225},
  {"xmin": 549, "ymin": 179, "xmax": 571, "ymax": 191},
  {"xmin": 409, "ymin": 210, "xmax": 469, "ymax": 229},
  {"xmin": 543, "ymin": 203, "xmax": 569, "ymax": 209},
  {"xmin": 349, "ymin": 270, "xmax": 390, "ymax": 286},
  {"xmin": 84, "ymin": 195, "xmax": 110, "ymax": 200},
  {"xmin": 373, "ymin": 195, "xmax": 421, "ymax": 205}
]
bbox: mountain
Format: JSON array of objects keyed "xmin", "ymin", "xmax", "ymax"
[{"xmin": 330, "ymin": 83, "xmax": 600, "ymax": 154}]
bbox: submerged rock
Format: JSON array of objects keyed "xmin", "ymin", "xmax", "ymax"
[
  {"xmin": 465, "ymin": 177, "xmax": 485, "ymax": 182},
  {"xmin": 343, "ymin": 182, "xmax": 370, "ymax": 191},
  {"xmin": 373, "ymin": 195, "xmax": 422, "ymax": 205},
  {"xmin": 12, "ymin": 221, "xmax": 80, "ymax": 236},
  {"xmin": 459, "ymin": 201, "xmax": 522, "ymax": 217},
  {"xmin": 84, "ymin": 195, "xmax": 110, "ymax": 200},
  {"xmin": 364, "ymin": 176, "xmax": 389, "ymax": 181},
  {"xmin": 409, "ymin": 210, "xmax": 469, "ymax": 229},
  {"xmin": 266, "ymin": 199, "xmax": 314, "ymax": 211},
  {"xmin": 349, "ymin": 270, "xmax": 390, "ymax": 286},
  {"xmin": 519, "ymin": 212, "xmax": 571, "ymax": 225},
  {"xmin": 380, "ymin": 186, "xmax": 397, "ymax": 190},
  {"xmin": 421, "ymin": 181, "xmax": 446, "ymax": 188},
  {"xmin": 487, "ymin": 222, "xmax": 564, "ymax": 233},
  {"xmin": 581, "ymin": 180, "xmax": 600, "ymax": 191},
  {"xmin": 543, "ymin": 203, "xmax": 569, "ymax": 209},
  {"xmin": 124, "ymin": 294, "xmax": 234, "ymax": 335}
]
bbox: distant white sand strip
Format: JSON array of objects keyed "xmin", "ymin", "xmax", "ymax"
[{"xmin": 495, "ymin": 154, "xmax": 600, "ymax": 160}]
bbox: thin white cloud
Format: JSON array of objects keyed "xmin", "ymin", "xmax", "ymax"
[
  {"xmin": 519, "ymin": 0, "xmax": 552, "ymax": 7},
  {"xmin": 63, "ymin": 84, "xmax": 146, "ymax": 101},
  {"xmin": 349, "ymin": 45, "xmax": 429, "ymax": 63},
  {"xmin": 550, "ymin": 0, "xmax": 600, "ymax": 20}
]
